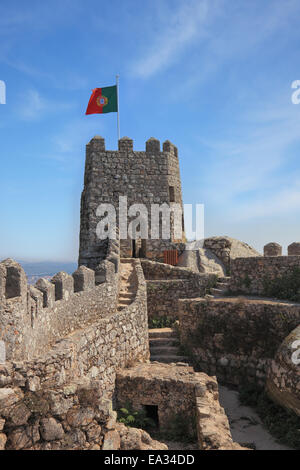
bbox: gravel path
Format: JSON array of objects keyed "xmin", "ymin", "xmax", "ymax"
[{"xmin": 218, "ymin": 385, "xmax": 292, "ymax": 450}]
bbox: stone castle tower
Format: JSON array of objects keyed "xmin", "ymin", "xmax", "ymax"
[{"xmin": 79, "ymin": 136, "xmax": 185, "ymax": 268}]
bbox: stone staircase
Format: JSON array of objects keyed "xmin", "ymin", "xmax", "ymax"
[
  {"xmin": 117, "ymin": 259, "xmax": 136, "ymax": 311},
  {"xmin": 207, "ymin": 276, "xmax": 231, "ymax": 299},
  {"xmin": 149, "ymin": 328, "xmax": 189, "ymax": 364}
]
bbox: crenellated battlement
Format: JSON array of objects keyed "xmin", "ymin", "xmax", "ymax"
[
  {"xmin": 86, "ymin": 135, "xmax": 178, "ymax": 157},
  {"xmin": 263, "ymin": 241, "xmax": 300, "ymax": 257},
  {"xmin": 0, "ymin": 236, "xmax": 121, "ymax": 361}
]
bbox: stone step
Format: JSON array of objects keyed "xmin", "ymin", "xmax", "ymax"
[
  {"xmin": 216, "ymin": 282, "xmax": 229, "ymax": 288},
  {"xmin": 149, "ymin": 338, "xmax": 180, "ymax": 347},
  {"xmin": 150, "ymin": 355, "xmax": 189, "ymax": 364},
  {"xmin": 210, "ymin": 288, "xmax": 226, "ymax": 296},
  {"xmin": 148, "ymin": 328, "xmax": 176, "ymax": 339},
  {"xmin": 218, "ymin": 276, "xmax": 231, "ymax": 282},
  {"xmin": 150, "ymin": 346, "xmax": 179, "ymax": 355},
  {"xmin": 118, "ymin": 298, "xmax": 133, "ymax": 305},
  {"xmin": 119, "ymin": 293, "xmax": 134, "ymax": 299},
  {"xmin": 205, "ymin": 294, "xmax": 214, "ymax": 299}
]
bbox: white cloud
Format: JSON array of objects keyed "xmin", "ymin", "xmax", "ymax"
[
  {"xmin": 17, "ymin": 89, "xmax": 74, "ymax": 121},
  {"xmin": 236, "ymin": 185, "xmax": 300, "ymax": 220},
  {"xmin": 130, "ymin": 0, "xmax": 210, "ymax": 78}
]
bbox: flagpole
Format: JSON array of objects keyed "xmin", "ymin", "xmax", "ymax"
[{"xmin": 116, "ymin": 74, "xmax": 120, "ymax": 141}]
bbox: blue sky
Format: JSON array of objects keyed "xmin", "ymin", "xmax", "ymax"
[{"xmin": 1, "ymin": 0, "xmax": 300, "ymax": 261}]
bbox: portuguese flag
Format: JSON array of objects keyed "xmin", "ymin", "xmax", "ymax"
[{"xmin": 85, "ymin": 85, "xmax": 118, "ymax": 115}]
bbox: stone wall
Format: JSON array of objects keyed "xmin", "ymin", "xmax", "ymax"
[
  {"xmin": 0, "ymin": 258, "xmax": 151, "ymax": 450},
  {"xmin": 142, "ymin": 260, "xmax": 217, "ymax": 320},
  {"xmin": 1, "ymin": 259, "xmax": 148, "ymax": 396},
  {"xmin": 0, "ymin": 377, "xmax": 166, "ymax": 450},
  {"xmin": 230, "ymin": 255, "xmax": 300, "ymax": 296},
  {"xmin": 79, "ymin": 136, "xmax": 185, "ymax": 265},
  {"xmin": 115, "ymin": 362, "xmax": 244, "ymax": 450},
  {"xmin": 0, "ymin": 239, "xmax": 120, "ymax": 361},
  {"xmin": 178, "ymin": 297, "xmax": 300, "ymax": 387},
  {"xmin": 141, "ymin": 259, "xmax": 216, "ymax": 281}
]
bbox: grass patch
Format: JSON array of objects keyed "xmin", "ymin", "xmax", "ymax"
[{"xmin": 148, "ymin": 316, "xmax": 176, "ymax": 329}]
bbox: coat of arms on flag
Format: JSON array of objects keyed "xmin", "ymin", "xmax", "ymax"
[{"xmin": 86, "ymin": 85, "xmax": 118, "ymax": 115}]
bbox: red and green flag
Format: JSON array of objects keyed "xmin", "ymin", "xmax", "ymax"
[{"xmin": 85, "ymin": 85, "xmax": 118, "ymax": 115}]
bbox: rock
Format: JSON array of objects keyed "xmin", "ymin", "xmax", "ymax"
[
  {"xmin": 9, "ymin": 402, "xmax": 31, "ymax": 426},
  {"xmin": 49, "ymin": 392, "xmax": 73, "ymax": 416},
  {"xmin": 106, "ymin": 410, "xmax": 117, "ymax": 430},
  {"xmin": 26, "ymin": 376, "xmax": 41, "ymax": 392},
  {"xmin": 117, "ymin": 424, "xmax": 167, "ymax": 450},
  {"xmin": 8, "ymin": 428, "xmax": 32, "ymax": 450},
  {"xmin": 90, "ymin": 443, "xmax": 100, "ymax": 450},
  {"xmin": 66, "ymin": 407, "xmax": 95, "ymax": 427},
  {"xmin": 63, "ymin": 429, "xmax": 86, "ymax": 449},
  {"xmin": 0, "ymin": 388, "xmax": 20, "ymax": 410},
  {"xmin": 40, "ymin": 417, "xmax": 65, "ymax": 441},
  {"xmin": 0, "ymin": 433, "xmax": 7, "ymax": 450},
  {"xmin": 102, "ymin": 430, "xmax": 121, "ymax": 450},
  {"xmin": 85, "ymin": 422, "xmax": 102, "ymax": 443},
  {"xmin": 0, "ymin": 374, "xmax": 12, "ymax": 387},
  {"xmin": 177, "ymin": 245, "xmax": 225, "ymax": 275},
  {"xmin": 179, "ymin": 237, "xmax": 259, "ymax": 274}
]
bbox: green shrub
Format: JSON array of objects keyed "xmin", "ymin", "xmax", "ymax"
[
  {"xmin": 263, "ymin": 267, "xmax": 300, "ymax": 302},
  {"xmin": 117, "ymin": 402, "xmax": 156, "ymax": 431},
  {"xmin": 148, "ymin": 316, "xmax": 176, "ymax": 329}
]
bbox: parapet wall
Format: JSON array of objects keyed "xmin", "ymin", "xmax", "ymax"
[
  {"xmin": 230, "ymin": 255, "xmax": 300, "ymax": 296},
  {"xmin": 0, "ymin": 256, "xmax": 150, "ymax": 450},
  {"xmin": 141, "ymin": 260, "xmax": 217, "ymax": 320},
  {"xmin": 0, "ymin": 239, "xmax": 120, "ymax": 361},
  {"xmin": 3, "ymin": 259, "xmax": 147, "ymax": 393},
  {"xmin": 178, "ymin": 297, "xmax": 300, "ymax": 390}
]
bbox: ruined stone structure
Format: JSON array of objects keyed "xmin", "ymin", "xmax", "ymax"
[
  {"xmin": 79, "ymin": 136, "xmax": 185, "ymax": 268},
  {"xmin": 0, "ymin": 136, "xmax": 299, "ymax": 450}
]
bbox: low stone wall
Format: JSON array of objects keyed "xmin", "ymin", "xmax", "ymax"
[
  {"xmin": 142, "ymin": 260, "xmax": 216, "ymax": 321},
  {"xmin": 178, "ymin": 297, "xmax": 300, "ymax": 387},
  {"xmin": 230, "ymin": 255, "xmax": 300, "ymax": 296},
  {"xmin": 116, "ymin": 362, "xmax": 244, "ymax": 450},
  {"xmin": 147, "ymin": 279, "xmax": 209, "ymax": 320},
  {"xmin": 142, "ymin": 259, "xmax": 215, "ymax": 281}
]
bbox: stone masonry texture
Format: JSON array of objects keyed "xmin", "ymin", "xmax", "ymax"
[{"xmin": 79, "ymin": 136, "xmax": 185, "ymax": 267}]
